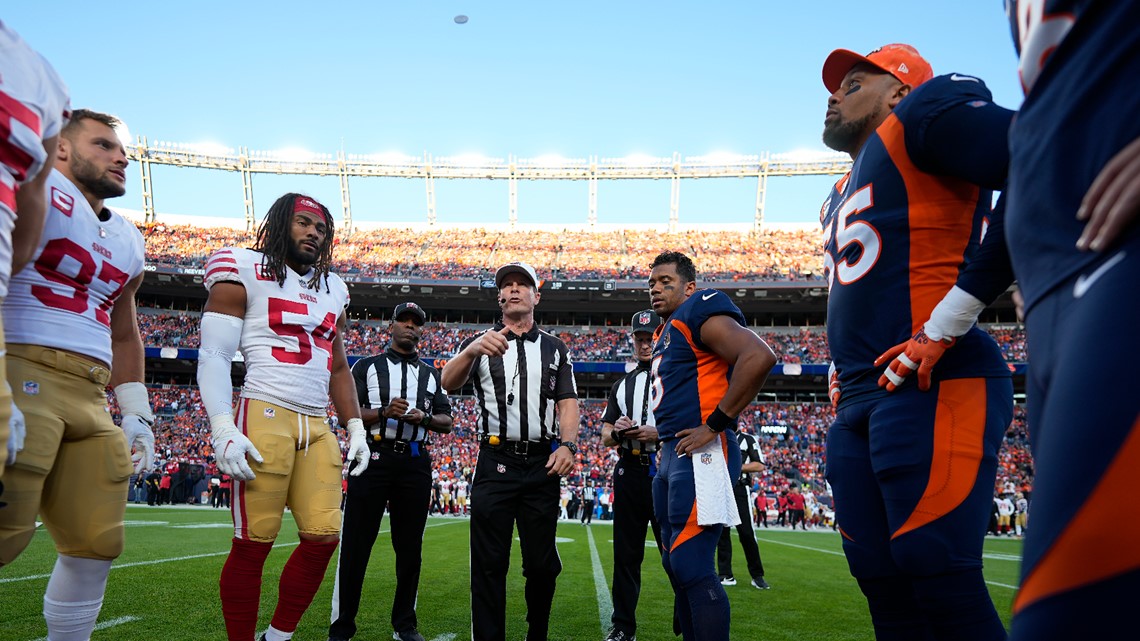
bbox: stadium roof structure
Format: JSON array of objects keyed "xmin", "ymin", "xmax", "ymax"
[{"xmin": 128, "ymin": 139, "xmax": 852, "ymax": 232}]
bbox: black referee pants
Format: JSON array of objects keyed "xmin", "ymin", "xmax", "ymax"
[
  {"xmin": 330, "ymin": 447, "xmax": 432, "ymax": 639},
  {"xmin": 470, "ymin": 446, "xmax": 562, "ymax": 641},
  {"xmin": 610, "ymin": 456, "xmax": 663, "ymax": 636},
  {"xmin": 716, "ymin": 482, "xmax": 766, "ymax": 581}
]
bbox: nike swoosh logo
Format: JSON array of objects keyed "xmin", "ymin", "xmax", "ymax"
[
  {"xmin": 702, "ymin": 292, "xmax": 716, "ymax": 301},
  {"xmin": 1073, "ymin": 251, "xmax": 1126, "ymax": 298},
  {"xmin": 950, "ymin": 73, "xmax": 979, "ymax": 82}
]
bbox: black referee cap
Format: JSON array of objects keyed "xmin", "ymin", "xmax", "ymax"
[
  {"xmin": 631, "ymin": 309, "xmax": 661, "ymax": 334},
  {"xmin": 393, "ymin": 302, "xmax": 427, "ymax": 325}
]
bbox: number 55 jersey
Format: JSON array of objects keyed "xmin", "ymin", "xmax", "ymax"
[
  {"xmin": 3, "ymin": 169, "xmax": 144, "ymax": 365},
  {"xmin": 820, "ymin": 74, "xmax": 1010, "ymax": 405},
  {"xmin": 204, "ymin": 246, "xmax": 349, "ymax": 416}
]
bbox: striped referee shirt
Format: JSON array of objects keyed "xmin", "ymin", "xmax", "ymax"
[
  {"xmin": 458, "ymin": 322, "xmax": 577, "ymax": 442},
  {"xmin": 352, "ymin": 347, "xmax": 451, "ymax": 443},
  {"xmin": 600, "ymin": 361, "xmax": 659, "ymax": 454},
  {"xmin": 736, "ymin": 430, "xmax": 764, "ymax": 485}
]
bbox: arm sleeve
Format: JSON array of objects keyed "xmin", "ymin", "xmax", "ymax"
[
  {"xmin": 197, "ymin": 312, "xmax": 242, "ymax": 419},
  {"xmin": 955, "ymin": 192, "xmax": 1016, "ymax": 305}
]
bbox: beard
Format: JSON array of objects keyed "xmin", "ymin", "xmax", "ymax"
[
  {"xmin": 822, "ymin": 104, "xmax": 882, "ymax": 155},
  {"xmin": 286, "ymin": 240, "xmax": 320, "ymax": 268},
  {"xmin": 69, "ymin": 153, "xmax": 126, "ymax": 199}
]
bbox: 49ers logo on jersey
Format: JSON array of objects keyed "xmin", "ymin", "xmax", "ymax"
[{"xmin": 51, "ymin": 187, "xmax": 73, "ymax": 216}]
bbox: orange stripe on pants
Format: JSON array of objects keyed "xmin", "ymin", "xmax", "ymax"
[
  {"xmin": 892, "ymin": 378, "xmax": 987, "ymax": 539},
  {"xmin": 670, "ymin": 500, "xmax": 703, "ymax": 553},
  {"xmin": 1014, "ymin": 414, "xmax": 1140, "ymax": 613}
]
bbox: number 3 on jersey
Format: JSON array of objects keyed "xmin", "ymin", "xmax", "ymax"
[
  {"xmin": 268, "ymin": 297, "xmax": 338, "ymax": 372},
  {"xmin": 823, "ymin": 184, "xmax": 880, "ymax": 289}
]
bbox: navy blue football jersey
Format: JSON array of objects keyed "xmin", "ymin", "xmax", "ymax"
[
  {"xmin": 821, "ymin": 74, "xmax": 1011, "ymax": 405},
  {"xmin": 649, "ymin": 289, "xmax": 746, "ymax": 440},
  {"xmin": 1005, "ymin": 0, "xmax": 1140, "ymax": 311}
]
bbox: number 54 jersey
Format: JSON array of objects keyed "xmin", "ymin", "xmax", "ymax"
[
  {"xmin": 820, "ymin": 75, "xmax": 1009, "ymax": 406},
  {"xmin": 2, "ymin": 169, "xmax": 145, "ymax": 366},
  {"xmin": 204, "ymin": 247, "xmax": 349, "ymax": 415}
]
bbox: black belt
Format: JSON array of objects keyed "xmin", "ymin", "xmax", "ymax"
[
  {"xmin": 480, "ymin": 435, "xmax": 553, "ymax": 457},
  {"xmin": 620, "ymin": 450, "xmax": 654, "ymax": 467},
  {"xmin": 370, "ymin": 439, "xmax": 423, "ymax": 456}
]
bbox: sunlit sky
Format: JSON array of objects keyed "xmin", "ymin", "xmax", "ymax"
[{"xmin": 8, "ymin": 2, "xmax": 1020, "ymax": 227}]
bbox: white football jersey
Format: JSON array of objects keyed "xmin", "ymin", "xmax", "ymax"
[
  {"xmin": 0, "ymin": 20, "xmax": 71, "ymax": 299},
  {"xmin": 204, "ymin": 247, "xmax": 350, "ymax": 415},
  {"xmin": 3, "ymin": 169, "xmax": 145, "ymax": 365}
]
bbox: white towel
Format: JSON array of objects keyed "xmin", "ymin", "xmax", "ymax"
[{"xmin": 692, "ymin": 435, "xmax": 741, "ymax": 527}]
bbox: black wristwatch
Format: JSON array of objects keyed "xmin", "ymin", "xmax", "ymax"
[{"xmin": 559, "ymin": 440, "xmax": 578, "ymax": 455}]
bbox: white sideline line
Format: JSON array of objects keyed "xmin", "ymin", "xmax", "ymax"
[
  {"xmin": 756, "ymin": 537, "xmax": 1020, "ymax": 591},
  {"xmin": 28, "ymin": 615, "xmax": 139, "ymax": 641},
  {"xmin": 585, "ymin": 525, "xmax": 613, "ymax": 635},
  {"xmin": 430, "ymin": 634, "xmax": 457, "ymax": 641},
  {"xmin": 2, "ymin": 520, "xmax": 464, "ymax": 585}
]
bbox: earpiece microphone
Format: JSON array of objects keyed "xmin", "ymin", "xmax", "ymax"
[{"xmin": 498, "ymin": 297, "xmax": 507, "ymax": 306}]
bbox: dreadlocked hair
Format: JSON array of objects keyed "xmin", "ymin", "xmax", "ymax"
[{"xmin": 253, "ymin": 192, "xmax": 335, "ymax": 292}]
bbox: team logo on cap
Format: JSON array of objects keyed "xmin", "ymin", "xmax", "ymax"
[
  {"xmin": 898, "ymin": 63, "xmax": 909, "ymax": 74},
  {"xmin": 371, "ymin": 451, "xmax": 380, "ymax": 461}
]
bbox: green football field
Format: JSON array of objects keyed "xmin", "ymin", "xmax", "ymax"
[{"xmin": 1, "ymin": 505, "xmax": 1024, "ymax": 640}]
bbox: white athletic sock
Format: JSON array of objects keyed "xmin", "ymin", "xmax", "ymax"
[
  {"xmin": 43, "ymin": 555, "xmax": 113, "ymax": 641},
  {"xmin": 263, "ymin": 625, "xmax": 293, "ymax": 641}
]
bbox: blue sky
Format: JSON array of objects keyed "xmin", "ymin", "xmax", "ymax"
[{"xmin": 8, "ymin": 2, "xmax": 1020, "ymax": 227}]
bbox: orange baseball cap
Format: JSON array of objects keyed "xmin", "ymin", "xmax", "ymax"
[{"xmin": 822, "ymin": 43, "xmax": 933, "ymax": 93}]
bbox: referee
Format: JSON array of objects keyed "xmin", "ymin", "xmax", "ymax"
[
  {"xmin": 601, "ymin": 309, "xmax": 664, "ymax": 641},
  {"xmin": 715, "ymin": 425, "xmax": 771, "ymax": 590},
  {"xmin": 329, "ymin": 302, "xmax": 454, "ymax": 641},
  {"xmin": 441, "ymin": 261, "xmax": 579, "ymax": 641}
]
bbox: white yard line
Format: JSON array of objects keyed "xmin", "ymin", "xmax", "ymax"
[
  {"xmin": 28, "ymin": 615, "xmax": 139, "ymax": 641},
  {"xmin": 585, "ymin": 525, "xmax": 613, "ymax": 635},
  {"xmin": 3, "ymin": 520, "xmax": 465, "ymax": 585},
  {"xmin": 756, "ymin": 536, "xmax": 1020, "ymax": 590},
  {"xmin": 430, "ymin": 634, "xmax": 457, "ymax": 641}
]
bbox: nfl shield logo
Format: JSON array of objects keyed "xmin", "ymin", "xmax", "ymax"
[
  {"xmin": 618, "ymin": 467, "xmax": 625, "ymax": 476},
  {"xmin": 700, "ymin": 452, "xmax": 713, "ymax": 465},
  {"xmin": 23, "ymin": 381, "xmax": 39, "ymax": 395},
  {"xmin": 638, "ymin": 312, "xmax": 651, "ymax": 325},
  {"xmin": 371, "ymin": 452, "xmax": 380, "ymax": 461},
  {"xmin": 496, "ymin": 463, "xmax": 507, "ymax": 474},
  {"xmin": 264, "ymin": 408, "xmax": 275, "ymax": 418}
]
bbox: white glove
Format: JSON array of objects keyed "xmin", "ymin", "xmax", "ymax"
[
  {"xmin": 115, "ymin": 382, "xmax": 157, "ymax": 474},
  {"xmin": 7, "ymin": 397, "xmax": 25, "ymax": 466},
  {"xmin": 345, "ymin": 417, "xmax": 369, "ymax": 477},
  {"xmin": 210, "ymin": 415, "xmax": 262, "ymax": 481}
]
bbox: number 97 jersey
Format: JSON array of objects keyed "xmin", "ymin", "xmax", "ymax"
[
  {"xmin": 204, "ymin": 247, "xmax": 349, "ymax": 415},
  {"xmin": 2, "ymin": 169, "xmax": 144, "ymax": 366}
]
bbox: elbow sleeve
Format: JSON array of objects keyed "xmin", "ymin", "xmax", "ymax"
[{"xmin": 197, "ymin": 312, "xmax": 243, "ymax": 419}]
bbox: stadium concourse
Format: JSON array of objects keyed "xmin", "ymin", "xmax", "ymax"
[{"xmin": 122, "ymin": 220, "xmax": 1033, "ymax": 536}]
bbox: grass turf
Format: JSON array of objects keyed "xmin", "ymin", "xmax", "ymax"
[{"xmin": 0, "ymin": 505, "xmax": 1023, "ymax": 640}]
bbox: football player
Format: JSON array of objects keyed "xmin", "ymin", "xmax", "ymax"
[
  {"xmin": 198, "ymin": 193, "xmax": 370, "ymax": 641},
  {"xmin": 0, "ymin": 108, "xmax": 155, "ymax": 641},
  {"xmin": 1004, "ymin": 2, "xmax": 1140, "ymax": 638},
  {"xmin": 819, "ymin": 43, "xmax": 1017, "ymax": 640}
]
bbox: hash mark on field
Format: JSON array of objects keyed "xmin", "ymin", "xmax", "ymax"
[
  {"xmin": 2, "ymin": 520, "xmax": 465, "ymax": 584},
  {"xmin": 757, "ymin": 537, "xmax": 1020, "ymax": 590},
  {"xmin": 585, "ymin": 524, "xmax": 612, "ymax": 634},
  {"xmin": 29, "ymin": 615, "xmax": 139, "ymax": 641}
]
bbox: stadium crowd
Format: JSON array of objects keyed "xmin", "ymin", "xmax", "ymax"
[
  {"xmin": 137, "ymin": 310, "xmax": 1028, "ymax": 364},
  {"xmin": 122, "ymin": 385, "xmax": 1035, "ymax": 526},
  {"xmin": 139, "ymin": 223, "xmax": 824, "ymax": 281}
]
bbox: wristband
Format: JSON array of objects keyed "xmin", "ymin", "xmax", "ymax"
[
  {"xmin": 114, "ymin": 381, "xmax": 155, "ymax": 424},
  {"xmin": 705, "ymin": 407, "xmax": 736, "ymax": 433},
  {"xmin": 420, "ymin": 413, "xmax": 434, "ymax": 429}
]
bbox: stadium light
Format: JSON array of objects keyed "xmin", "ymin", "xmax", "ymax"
[
  {"xmin": 269, "ymin": 147, "xmax": 319, "ymax": 162},
  {"xmin": 770, "ymin": 149, "xmax": 847, "ymax": 163},
  {"xmin": 184, "ymin": 142, "xmax": 234, "ymax": 156},
  {"xmin": 437, "ymin": 153, "xmax": 501, "ymax": 167},
  {"xmin": 685, "ymin": 151, "xmax": 756, "ymax": 165},
  {"xmin": 366, "ymin": 151, "xmax": 418, "ymax": 165}
]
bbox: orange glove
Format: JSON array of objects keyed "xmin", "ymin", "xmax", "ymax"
[{"xmin": 874, "ymin": 330, "xmax": 957, "ymax": 392}]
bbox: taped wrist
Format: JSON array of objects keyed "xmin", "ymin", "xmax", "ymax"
[
  {"xmin": 114, "ymin": 381, "xmax": 154, "ymax": 424},
  {"xmin": 199, "ymin": 312, "xmax": 243, "ymax": 420},
  {"xmin": 925, "ymin": 286, "xmax": 986, "ymax": 341},
  {"xmin": 345, "ymin": 417, "xmax": 366, "ymax": 440}
]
